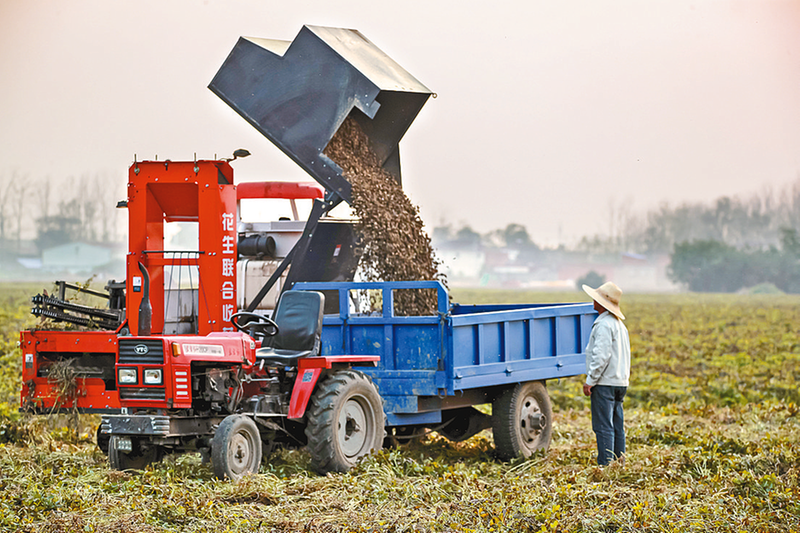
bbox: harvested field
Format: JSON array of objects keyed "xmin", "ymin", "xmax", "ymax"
[{"xmin": 1, "ymin": 287, "xmax": 799, "ymax": 532}]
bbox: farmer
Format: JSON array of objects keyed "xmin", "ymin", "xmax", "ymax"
[{"xmin": 582, "ymin": 281, "xmax": 631, "ymax": 466}]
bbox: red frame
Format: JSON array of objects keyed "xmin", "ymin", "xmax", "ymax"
[
  {"xmin": 236, "ymin": 181, "xmax": 323, "ymax": 200},
  {"xmin": 126, "ymin": 160, "xmax": 237, "ymax": 336}
]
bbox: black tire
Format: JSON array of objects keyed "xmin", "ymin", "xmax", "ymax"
[
  {"xmin": 211, "ymin": 415, "xmax": 262, "ymax": 480},
  {"xmin": 108, "ymin": 436, "xmax": 159, "ymax": 471},
  {"xmin": 305, "ymin": 370, "xmax": 385, "ymax": 474},
  {"xmin": 492, "ymin": 381, "xmax": 553, "ymax": 460},
  {"xmin": 96, "ymin": 425, "xmax": 110, "ymax": 456}
]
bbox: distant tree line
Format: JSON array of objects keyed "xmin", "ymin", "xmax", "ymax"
[
  {"xmin": 576, "ymin": 180, "xmax": 800, "ymax": 255},
  {"xmin": 433, "ymin": 222, "xmax": 541, "ymax": 252},
  {"xmin": 0, "ymin": 172, "xmax": 124, "ymax": 254},
  {"xmin": 433, "ymin": 179, "xmax": 800, "ymax": 293},
  {"xmin": 647, "ymin": 182, "xmax": 800, "ymax": 293},
  {"xmin": 668, "ymin": 229, "xmax": 800, "ymax": 293}
]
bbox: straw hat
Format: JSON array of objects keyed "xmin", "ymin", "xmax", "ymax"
[{"xmin": 582, "ymin": 281, "xmax": 625, "ymax": 320}]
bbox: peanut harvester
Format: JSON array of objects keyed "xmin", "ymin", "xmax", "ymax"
[{"xmin": 21, "ymin": 26, "xmax": 595, "ymax": 479}]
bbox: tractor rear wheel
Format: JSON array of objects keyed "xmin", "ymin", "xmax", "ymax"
[
  {"xmin": 212, "ymin": 415, "xmax": 263, "ymax": 480},
  {"xmin": 306, "ymin": 370, "xmax": 385, "ymax": 474},
  {"xmin": 108, "ymin": 436, "xmax": 159, "ymax": 471},
  {"xmin": 492, "ymin": 381, "xmax": 553, "ymax": 460}
]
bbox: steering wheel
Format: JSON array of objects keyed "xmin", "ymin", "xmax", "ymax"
[{"xmin": 230, "ymin": 312, "xmax": 279, "ymax": 340}]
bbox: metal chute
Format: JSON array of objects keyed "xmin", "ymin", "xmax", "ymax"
[{"xmin": 209, "ymin": 25, "xmax": 433, "ymax": 203}]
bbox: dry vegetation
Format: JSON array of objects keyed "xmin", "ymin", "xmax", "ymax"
[{"xmin": 0, "ymin": 286, "xmax": 798, "ymax": 532}]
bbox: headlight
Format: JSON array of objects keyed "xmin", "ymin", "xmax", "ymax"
[
  {"xmin": 143, "ymin": 368, "xmax": 163, "ymax": 385},
  {"xmin": 118, "ymin": 367, "xmax": 137, "ymax": 384}
]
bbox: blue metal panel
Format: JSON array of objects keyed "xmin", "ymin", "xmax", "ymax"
[
  {"xmin": 445, "ymin": 302, "xmax": 594, "ymax": 392},
  {"xmin": 451, "ymin": 323, "xmax": 478, "ymax": 369},
  {"xmin": 393, "ymin": 325, "xmax": 440, "ymax": 370},
  {"xmin": 479, "ymin": 322, "xmax": 502, "ymax": 365},
  {"xmin": 557, "ymin": 315, "xmax": 579, "ymax": 355},
  {"xmin": 349, "ymin": 324, "xmax": 385, "ymax": 356},
  {"xmin": 319, "ymin": 323, "xmax": 343, "ymax": 355},
  {"xmin": 581, "ymin": 313, "xmax": 596, "ymax": 348},
  {"xmin": 506, "ymin": 320, "xmax": 527, "ymax": 362},
  {"xmin": 359, "ymin": 372, "xmax": 439, "ymax": 396},
  {"xmin": 533, "ymin": 318, "xmax": 555, "ymax": 357},
  {"xmin": 453, "ymin": 353, "xmax": 585, "ymax": 379},
  {"xmin": 453, "ymin": 361, "xmax": 586, "ymax": 390},
  {"xmin": 379, "ymin": 394, "xmax": 419, "ymax": 413},
  {"xmin": 387, "ymin": 410, "xmax": 441, "ymax": 426}
]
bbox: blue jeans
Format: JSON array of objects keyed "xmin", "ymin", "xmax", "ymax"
[{"xmin": 591, "ymin": 385, "xmax": 627, "ymax": 465}]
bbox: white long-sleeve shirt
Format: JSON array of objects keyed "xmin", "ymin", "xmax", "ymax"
[{"xmin": 585, "ymin": 311, "xmax": 631, "ymax": 387}]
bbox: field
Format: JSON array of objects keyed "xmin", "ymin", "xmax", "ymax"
[{"xmin": 0, "ymin": 285, "xmax": 798, "ymax": 532}]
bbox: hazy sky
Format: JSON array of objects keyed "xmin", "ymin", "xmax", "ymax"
[{"xmin": 1, "ymin": 0, "xmax": 799, "ymax": 246}]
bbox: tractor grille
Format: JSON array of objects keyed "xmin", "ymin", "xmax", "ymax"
[
  {"xmin": 119, "ymin": 387, "xmax": 166, "ymax": 401},
  {"xmin": 119, "ymin": 339, "xmax": 165, "ymax": 364}
]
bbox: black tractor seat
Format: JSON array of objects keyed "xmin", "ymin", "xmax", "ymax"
[{"xmin": 255, "ymin": 290, "xmax": 324, "ymax": 367}]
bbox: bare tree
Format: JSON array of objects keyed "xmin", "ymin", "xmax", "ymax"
[
  {"xmin": 0, "ymin": 177, "xmax": 17, "ymax": 246},
  {"xmin": 8, "ymin": 171, "xmax": 29, "ymax": 250},
  {"xmin": 92, "ymin": 172, "xmax": 121, "ymax": 243}
]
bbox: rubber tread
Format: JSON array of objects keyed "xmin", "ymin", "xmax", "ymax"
[
  {"xmin": 491, "ymin": 381, "xmax": 553, "ymax": 461},
  {"xmin": 211, "ymin": 414, "xmax": 263, "ymax": 480},
  {"xmin": 305, "ymin": 370, "xmax": 385, "ymax": 474}
]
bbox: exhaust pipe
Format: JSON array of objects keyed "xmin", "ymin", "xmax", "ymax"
[{"xmin": 137, "ymin": 262, "xmax": 152, "ymax": 336}]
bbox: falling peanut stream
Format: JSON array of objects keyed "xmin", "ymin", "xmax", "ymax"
[{"xmin": 324, "ymin": 117, "xmax": 444, "ymax": 315}]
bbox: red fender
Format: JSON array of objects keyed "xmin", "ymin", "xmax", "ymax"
[{"xmin": 287, "ymin": 356, "xmax": 380, "ymax": 419}]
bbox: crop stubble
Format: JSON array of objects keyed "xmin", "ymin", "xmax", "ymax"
[{"xmin": 324, "ymin": 117, "xmax": 444, "ymax": 315}]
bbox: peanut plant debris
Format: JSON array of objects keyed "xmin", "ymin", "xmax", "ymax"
[
  {"xmin": 325, "ymin": 117, "xmax": 445, "ymax": 316},
  {"xmin": 46, "ymin": 359, "xmax": 80, "ymax": 407}
]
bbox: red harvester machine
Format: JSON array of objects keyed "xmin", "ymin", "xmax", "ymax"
[{"xmin": 20, "ymin": 25, "xmax": 433, "ymax": 478}]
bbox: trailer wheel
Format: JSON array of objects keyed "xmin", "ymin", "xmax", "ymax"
[
  {"xmin": 306, "ymin": 370, "xmax": 385, "ymax": 474},
  {"xmin": 211, "ymin": 415, "xmax": 263, "ymax": 480},
  {"xmin": 108, "ymin": 436, "xmax": 159, "ymax": 471},
  {"xmin": 492, "ymin": 381, "xmax": 553, "ymax": 460}
]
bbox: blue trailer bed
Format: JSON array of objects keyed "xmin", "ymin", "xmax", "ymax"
[{"xmin": 294, "ymin": 281, "xmax": 595, "ymax": 428}]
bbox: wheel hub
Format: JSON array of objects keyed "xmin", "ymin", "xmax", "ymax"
[
  {"xmin": 519, "ymin": 395, "xmax": 543, "ymax": 444},
  {"xmin": 339, "ymin": 398, "xmax": 368, "ymax": 458},
  {"xmin": 229, "ymin": 433, "xmax": 253, "ymax": 472}
]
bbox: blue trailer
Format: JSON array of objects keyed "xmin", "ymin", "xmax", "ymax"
[{"xmin": 294, "ymin": 281, "xmax": 596, "ymax": 460}]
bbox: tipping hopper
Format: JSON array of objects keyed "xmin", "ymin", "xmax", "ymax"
[{"xmin": 209, "ymin": 25, "xmax": 433, "ymax": 204}]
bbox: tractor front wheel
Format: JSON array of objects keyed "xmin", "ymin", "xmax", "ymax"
[
  {"xmin": 306, "ymin": 370, "xmax": 385, "ymax": 474},
  {"xmin": 211, "ymin": 415, "xmax": 263, "ymax": 480},
  {"xmin": 492, "ymin": 380, "xmax": 553, "ymax": 460}
]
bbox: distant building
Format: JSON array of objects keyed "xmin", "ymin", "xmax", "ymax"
[
  {"xmin": 436, "ymin": 237, "xmax": 679, "ymax": 292},
  {"xmin": 434, "ymin": 240, "xmax": 486, "ymax": 286},
  {"xmin": 41, "ymin": 242, "xmax": 118, "ymax": 274}
]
